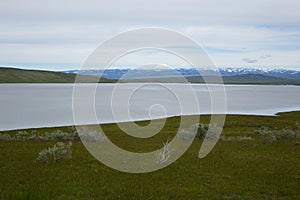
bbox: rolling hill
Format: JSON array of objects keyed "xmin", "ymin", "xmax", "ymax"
[{"xmin": 0, "ymin": 67, "xmax": 114, "ymax": 83}]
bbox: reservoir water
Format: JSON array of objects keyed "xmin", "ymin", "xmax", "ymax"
[{"xmin": 1, "ymin": 83, "xmax": 300, "ymax": 131}]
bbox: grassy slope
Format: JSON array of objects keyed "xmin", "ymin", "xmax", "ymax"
[
  {"xmin": 222, "ymin": 74, "xmax": 295, "ymax": 84},
  {"xmin": 0, "ymin": 67, "xmax": 114, "ymax": 83},
  {"xmin": 0, "ymin": 111, "xmax": 300, "ymax": 199}
]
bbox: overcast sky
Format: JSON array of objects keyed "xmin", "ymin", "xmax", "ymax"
[{"xmin": 0, "ymin": 0, "xmax": 300, "ymax": 70}]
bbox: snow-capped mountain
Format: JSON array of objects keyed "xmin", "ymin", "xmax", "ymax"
[
  {"xmin": 218, "ymin": 68, "xmax": 300, "ymax": 80},
  {"xmin": 64, "ymin": 67, "xmax": 300, "ymax": 80}
]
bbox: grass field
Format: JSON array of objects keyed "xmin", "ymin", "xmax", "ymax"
[{"xmin": 1, "ymin": 112, "xmax": 300, "ymax": 199}]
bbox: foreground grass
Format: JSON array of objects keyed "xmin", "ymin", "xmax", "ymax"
[{"xmin": 1, "ymin": 112, "xmax": 300, "ymax": 199}]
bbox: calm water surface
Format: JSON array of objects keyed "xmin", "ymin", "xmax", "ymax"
[{"xmin": 1, "ymin": 83, "xmax": 300, "ymax": 131}]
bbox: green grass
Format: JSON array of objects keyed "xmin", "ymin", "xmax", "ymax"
[{"xmin": 1, "ymin": 112, "xmax": 300, "ymax": 199}]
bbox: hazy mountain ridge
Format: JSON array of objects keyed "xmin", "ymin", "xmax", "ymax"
[{"xmin": 64, "ymin": 67, "xmax": 300, "ymax": 80}]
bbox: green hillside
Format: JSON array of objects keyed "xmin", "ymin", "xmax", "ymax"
[
  {"xmin": 222, "ymin": 74, "xmax": 292, "ymax": 84},
  {"xmin": 0, "ymin": 67, "xmax": 114, "ymax": 83}
]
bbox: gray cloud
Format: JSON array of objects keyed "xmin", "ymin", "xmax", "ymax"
[
  {"xmin": 1, "ymin": 0, "xmax": 300, "ymax": 26},
  {"xmin": 243, "ymin": 54, "xmax": 273, "ymax": 64},
  {"xmin": 242, "ymin": 58, "xmax": 259, "ymax": 63},
  {"xmin": 0, "ymin": 0, "xmax": 299, "ymax": 70},
  {"xmin": 260, "ymin": 54, "xmax": 272, "ymax": 59}
]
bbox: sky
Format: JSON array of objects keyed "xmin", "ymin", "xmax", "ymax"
[{"xmin": 0, "ymin": 0, "xmax": 300, "ymax": 71}]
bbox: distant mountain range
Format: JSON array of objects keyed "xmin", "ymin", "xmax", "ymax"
[
  {"xmin": 64, "ymin": 67, "xmax": 300, "ymax": 81},
  {"xmin": 0, "ymin": 67, "xmax": 299, "ymax": 85},
  {"xmin": 64, "ymin": 67, "xmax": 300, "ymax": 85}
]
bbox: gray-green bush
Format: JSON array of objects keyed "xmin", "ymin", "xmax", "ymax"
[
  {"xmin": 177, "ymin": 123, "xmax": 209, "ymax": 140},
  {"xmin": 77, "ymin": 126, "xmax": 106, "ymax": 142},
  {"xmin": 256, "ymin": 126, "xmax": 300, "ymax": 144},
  {"xmin": 36, "ymin": 142, "xmax": 72, "ymax": 164},
  {"xmin": 0, "ymin": 129, "xmax": 79, "ymax": 141},
  {"xmin": 0, "ymin": 133, "xmax": 15, "ymax": 141},
  {"xmin": 220, "ymin": 136, "xmax": 254, "ymax": 142}
]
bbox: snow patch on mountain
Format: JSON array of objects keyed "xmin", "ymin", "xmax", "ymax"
[{"xmin": 64, "ymin": 67, "xmax": 300, "ymax": 80}]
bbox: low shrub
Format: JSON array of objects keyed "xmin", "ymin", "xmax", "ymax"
[
  {"xmin": 77, "ymin": 127, "xmax": 106, "ymax": 142},
  {"xmin": 45, "ymin": 130, "xmax": 79, "ymax": 141},
  {"xmin": 177, "ymin": 129, "xmax": 195, "ymax": 141},
  {"xmin": 195, "ymin": 124, "xmax": 209, "ymax": 140},
  {"xmin": 36, "ymin": 142, "xmax": 72, "ymax": 164},
  {"xmin": 0, "ymin": 133, "xmax": 15, "ymax": 141},
  {"xmin": 177, "ymin": 123, "xmax": 209, "ymax": 141},
  {"xmin": 220, "ymin": 136, "xmax": 254, "ymax": 142},
  {"xmin": 256, "ymin": 126, "xmax": 300, "ymax": 144},
  {"xmin": 15, "ymin": 131, "xmax": 29, "ymax": 140},
  {"xmin": 0, "ymin": 129, "xmax": 79, "ymax": 141}
]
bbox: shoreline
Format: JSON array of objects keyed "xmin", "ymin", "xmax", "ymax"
[
  {"xmin": 2, "ymin": 110, "xmax": 300, "ymax": 133},
  {"xmin": 2, "ymin": 84, "xmax": 300, "ymax": 131}
]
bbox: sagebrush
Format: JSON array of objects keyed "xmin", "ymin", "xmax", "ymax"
[{"xmin": 36, "ymin": 142, "xmax": 72, "ymax": 164}]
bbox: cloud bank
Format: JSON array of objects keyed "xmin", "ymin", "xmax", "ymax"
[{"xmin": 0, "ymin": 0, "xmax": 299, "ymax": 70}]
